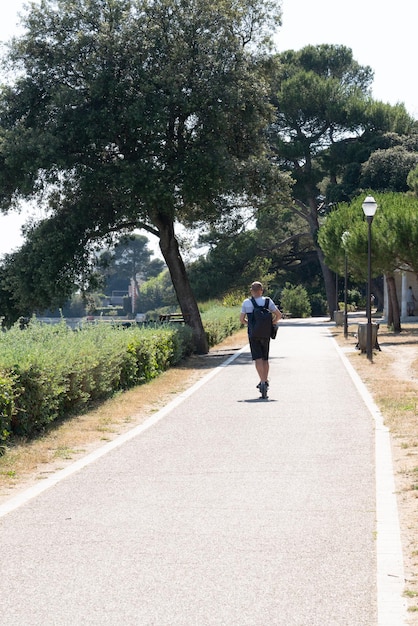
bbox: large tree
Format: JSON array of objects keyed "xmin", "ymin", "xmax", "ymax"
[
  {"xmin": 0, "ymin": 0, "xmax": 283, "ymax": 352},
  {"xmin": 360, "ymin": 133, "xmax": 418, "ymax": 192},
  {"xmin": 188, "ymin": 201, "xmax": 317, "ymax": 303},
  {"xmin": 98, "ymin": 234, "xmax": 165, "ymax": 296},
  {"xmin": 268, "ymin": 44, "xmax": 415, "ymax": 316},
  {"xmin": 318, "ymin": 192, "xmax": 418, "ymax": 331}
]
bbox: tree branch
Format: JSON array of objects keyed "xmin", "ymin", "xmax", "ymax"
[
  {"xmin": 260, "ymin": 231, "xmax": 311, "ymax": 254},
  {"xmin": 91, "ymin": 220, "xmax": 160, "ymax": 240}
]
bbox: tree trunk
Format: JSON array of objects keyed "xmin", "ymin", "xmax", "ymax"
[
  {"xmin": 295, "ymin": 198, "xmax": 336, "ymax": 319},
  {"xmin": 387, "ymin": 287, "xmax": 393, "ymax": 326},
  {"xmin": 386, "ymin": 273, "xmax": 401, "ymax": 332},
  {"xmin": 371, "ymin": 277, "xmax": 384, "ymax": 313},
  {"xmin": 316, "ymin": 244, "xmax": 337, "ymax": 319},
  {"xmin": 155, "ymin": 212, "xmax": 209, "ymax": 354}
]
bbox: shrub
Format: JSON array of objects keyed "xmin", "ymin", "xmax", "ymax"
[
  {"xmin": 309, "ymin": 292, "xmax": 328, "ymax": 316},
  {"xmin": 201, "ymin": 305, "xmax": 241, "ymax": 346},
  {"xmin": 337, "ymin": 301, "xmax": 357, "ymax": 313},
  {"xmin": 0, "ymin": 319, "xmax": 193, "ymax": 438},
  {"xmin": 0, "ymin": 372, "xmax": 14, "ymax": 450},
  {"xmin": 347, "ymin": 288, "xmax": 362, "ymax": 308},
  {"xmin": 222, "ymin": 290, "xmax": 245, "ymax": 307},
  {"xmin": 281, "ymin": 284, "xmax": 312, "ymax": 318},
  {"xmin": 0, "ymin": 304, "xmax": 236, "ymax": 441}
]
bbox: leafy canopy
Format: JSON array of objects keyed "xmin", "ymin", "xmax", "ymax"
[
  {"xmin": 0, "ymin": 0, "xmax": 284, "ymax": 332},
  {"xmin": 318, "ymin": 192, "xmax": 418, "ymax": 280}
]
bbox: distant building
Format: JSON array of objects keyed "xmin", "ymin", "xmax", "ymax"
[
  {"xmin": 108, "ymin": 290, "xmax": 128, "ymax": 306},
  {"xmin": 383, "ymin": 270, "xmax": 418, "ymax": 320}
]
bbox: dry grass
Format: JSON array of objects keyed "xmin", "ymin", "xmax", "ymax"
[{"xmin": 332, "ymin": 318, "xmax": 418, "ymax": 620}]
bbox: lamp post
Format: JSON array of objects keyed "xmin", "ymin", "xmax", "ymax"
[
  {"xmin": 362, "ymin": 196, "xmax": 378, "ymax": 361},
  {"xmin": 341, "ymin": 231, "xmax": 350, "ymax": 339}
]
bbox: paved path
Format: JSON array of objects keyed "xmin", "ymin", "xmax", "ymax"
[{"xmin": 0, "ymin": 320, "xmax": 406, "ymax": 625}]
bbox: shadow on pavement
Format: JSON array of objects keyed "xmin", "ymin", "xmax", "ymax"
[{"xmin": 237, "ymin": 398, "xmax": 278, "ymax": 403}]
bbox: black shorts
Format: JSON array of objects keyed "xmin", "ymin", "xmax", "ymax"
[{"xmin": 249, "ymin": 337, "xmax": 270, "ymax": 361}]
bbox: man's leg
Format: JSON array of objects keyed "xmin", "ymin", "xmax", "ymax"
[{"xmin": 255, "ymin": 358, "xmax": 269, "ymax": 383}]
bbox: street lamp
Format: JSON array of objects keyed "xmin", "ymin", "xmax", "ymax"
[
  {"xmin": 362, "ymin": 195, "xmax": 378, "ymax": 361},
  {"xmin": 341, "ymin": 231, "xmax": 350, "ymax": 339}
]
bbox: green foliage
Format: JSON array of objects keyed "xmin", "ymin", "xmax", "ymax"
[
  {"xmin": 222, "ymin": 291, "xmax": 246, "ymax": 307},
  {"xmin": 63, "ymin": 295, "xmax": 90, "ymax": 317},
  {"xmin": 280, "ymin": 283, "xmax": 312, "ymax": 318},
  {"xmin": 0, "ymin": 319, "xmax": 193, "ymax": 439},
  {"xmin": 189, "ymin": 229, "xmax": 261, "ymax": 299},
  {"xmin": 361, "ymin": 147, "xmax": 418, "ymax": 192},
  {"xmin": 0, "ymin": 372, "xmax": 14, "ymax": 449},
  {"xmin": 201, "ymin": 305, "xmax": 242, "ymax": 346},
  {"xmin": 337, "ymin": 301, "xmax": 357, "ymax": 312},
  {"xmin": 407, "ymin": 165, "xmax": 418, "ymax": 196},
  {"xmin": 318, "ymin": 192, "xmax": 418, "ymax": 280},
  {"xmin": 188, "ymin": 199, "xmax": 310, "ymax": 303},
  {"xmin": 138, "ymin": 270, "xmax": 177, "ymax": 311},
  {"xmin": 271, "ymin": 47, "xmax": 416, "ymax": 210},
  {"xmin": 308, "ymin": 292, "xmax": 328, "ymax": 316},
  {"xmin": 0, "ymin": 300, "xmax": 242, "ymax": 443},
  {"xmin": 365, "ymin": 102, "xmax": 416, "ymax": 135},
  {"xmin": 122, "ymin": 327, "xmax": 193, "ymax": 385},
  {"xmin": 268, "ymin": 44, "xmax": 377, "ymax": 315},
  {"xmin": 0, "ymin": 0, "xmax": 284, "ymax": 352},
  {"xmin": 97, "ymin": 234, "xmax": 165, "ymax": 296},
  {"xmin": 240, "ymin": 257, "xmax": 276, "ymax": 293},
  {"xmin": 347, "ymin": 288, "xmax": 362, "ymax": 308},
  {"xmin": 268, "ymin": 43, "xmax": 417, "ymax": 317},
  {"xmin": 271, "ymin": 45, "xmax": 374, "ymax": 192}
]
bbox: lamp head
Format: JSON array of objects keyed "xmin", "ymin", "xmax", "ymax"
[
  {"xmin": 362, "ymin": 195, "xmax": 377, "ymax": 218},
  {"xmin": 341, "ymin": 230, "xmax": 350, "ymax": 246}
]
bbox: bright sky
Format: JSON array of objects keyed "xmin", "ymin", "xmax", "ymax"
[
  {"xmin": 0, "ymin": 0, "xmax": 417, "ymax": 257},
  {"xmin": 277, "ymin": 0, "xmax": 418, "ymax": 117}
]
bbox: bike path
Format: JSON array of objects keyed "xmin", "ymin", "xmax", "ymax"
[{"xmin": 0, "ymin": 320, "xmax": 405, "ymax": 624}]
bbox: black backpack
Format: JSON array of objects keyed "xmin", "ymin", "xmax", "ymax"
[{"xmin": 250, "ymin": 297, "xmax": 272, "ymax": 339}]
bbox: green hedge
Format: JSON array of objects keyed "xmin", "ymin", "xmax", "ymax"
[
  {"xmin": 0, "ymin": 306, "xmax": 241, "ymax": 446},
  {"xmin": 0, "ymin": 372, "xmax": 14, "ymax": 447},
  {"xmin": 0, "ymin": 320, "xmax": 193, "ymax": 440},
  {"xmin": 201, "ymin": 305, "xmax": 241, "ymax": 346}
]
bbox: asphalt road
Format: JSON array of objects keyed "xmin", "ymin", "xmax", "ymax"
[{"xmin": 0, "ymin": 320, "xmax": 404, "ymax": 625}]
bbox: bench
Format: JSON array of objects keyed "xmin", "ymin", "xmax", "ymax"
[{"xmin": 159, "ymin": 313, "xmax": 190, "ymax": 324}]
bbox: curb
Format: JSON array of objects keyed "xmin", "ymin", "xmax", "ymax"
[{"xmin": 330, "ymin": 333, "xmax": 407, "ymax": 625}]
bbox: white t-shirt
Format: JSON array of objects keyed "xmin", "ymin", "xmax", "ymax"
[{"xmin": 241, "ymin": 296, "xmax": 278, "ymax": 314}]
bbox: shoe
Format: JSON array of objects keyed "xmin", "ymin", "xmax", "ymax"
[
  {"xmin": 259, "ymin": 381, "xmax": 268, "ymax": 399},
  {"xmin": 256, "ymin": 381, "xmax": 269, "ymax": 389}
]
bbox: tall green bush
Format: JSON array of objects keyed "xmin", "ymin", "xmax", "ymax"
[
  {"xmin": 0, "ymin": 320, "xmax": 193, "ymax": 439},
  {"xmin": 281, "ymin": 284, "xmax": 312, "ymax": 318},
  {"xmin": 0, "ymin": 372, "xmax": 14, "ymax": 447},
  {"xmin": 0, "ymin": 302, "xmax": 240, "ymax": 444},
  {"xmin": 201, "ymin": 305, "xmax": 241, "ymax": 346}
]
